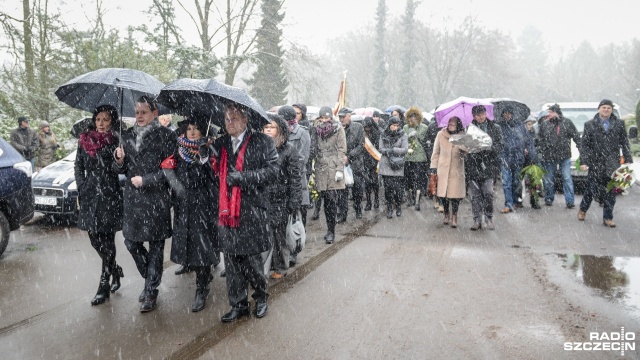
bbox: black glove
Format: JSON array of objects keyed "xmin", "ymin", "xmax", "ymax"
[
  {"xmin": 383, "ymin": 149, "xmax": 391, "ymax": 156},
  {"xmin": 290, "ymin": 210, "xmax": 297, "ymax": 222},
  {"xmin": 226, "ymin": 169, "xmax": 243, "ymax": 187},
  {"xmin": 198, "ymin": 141, "xmax": 209, "ymax": 158}
]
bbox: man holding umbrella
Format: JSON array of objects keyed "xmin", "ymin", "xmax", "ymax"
[
  {"xmin": 114, "ymin": 95, "xmax": 176, "ymax": 312},
  {"xmin": 213, "ymin": 103, "xmax": 279, "ymax": 322}
]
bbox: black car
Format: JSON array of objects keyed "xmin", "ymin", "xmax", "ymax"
[
  {"xmin": 31, "ymin": 150, "xmax": 79, "ymax": 220},
  {"xmin": 0, "ymin": 137, "xmax": 35, "ymax": 256}
]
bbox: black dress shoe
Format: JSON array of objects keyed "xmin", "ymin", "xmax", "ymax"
[
  {"xmin": 110, "ymin": 265, "xmax": 124, "ymax": 293},
  {"xmin": 386, "ymin": 209, "xmax": 393, "ymax": 219},
  {"xmin": 364, "ymin": 203, "xmax": 372, "ymax": 211},
  {"xmin": 175, "ymin": 265, "xmax": 192, "ymax": 275},
  {"xmin": 140, "ymin": 294, "xmax": 157, "ymax": 313},
  {"xmin": 396, "ymin": 208, "xmax": 402, "ymax": 217},
  {"xmin": 221, "ymin": 307, "xmax": 250, "ymax": 322},
  {"xmin": 324, "ymin": 231, "xmax": 335, "ymax": 244},
  {"xmin": 255, "ymin": 301, "xmax": 268, "ymax": 318},
  {"xmin": 191, "ymin": 288, "xmax": 209, "ymax": 312}
]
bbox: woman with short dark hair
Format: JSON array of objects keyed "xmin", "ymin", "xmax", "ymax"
[{"xmin": 75, "ymin": 104, "xmax": 124, "ymax": 305}]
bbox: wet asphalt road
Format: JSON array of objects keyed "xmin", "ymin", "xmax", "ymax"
[{"xmin": 1, "ymin": 186, "xmax": 639, "ymax": 359}]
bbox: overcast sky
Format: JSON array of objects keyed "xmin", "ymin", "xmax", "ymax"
[{"xmin": 4, "ymin": 0, "xmax": 634, "ymax": 51}]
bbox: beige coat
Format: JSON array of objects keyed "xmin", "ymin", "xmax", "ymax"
[
  {"xmin": 312, "ymin": 122, "xmax": 347, "ymax": 191},
  {"xmin": 37, "ymin": 130, "xmax": 58, "ymax": 168},
  {"xmin": 430, "ymin": 129, "xmax": 466, "ymax": 199}
]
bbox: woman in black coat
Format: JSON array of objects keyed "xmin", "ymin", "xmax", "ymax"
[
  {"xmin": 75, "ymin": 105, "xmax": 124, "ymax": 306},
  {"xmin": 114, "ymin": 96, "xmax": 177, "ymax": 312},
  {"xmin": 263, "ymin": 113, "xmax": 302, "ymax": 279},
  {"xmin": 169, "ymin": 116, "xmax": 220, "ymax": 312}
]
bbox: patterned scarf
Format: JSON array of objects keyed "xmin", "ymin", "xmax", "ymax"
[
  {"xmin": 177, "ymin": 135, "xmax": 200, "ymax": 163},
  {"xmin": 287, "ymin": 119, "xmax": 298, "ymax": 133},
  {"xmin": 79, "ymin": 130, "xmax": 115, "ymax": 158},
  {"xmin": 215, "ymin": 136, "xmax": 251, "ymax": 228},
  {"xmin": 316, "ymin": 121, "xmax": 335, "ymax": 140}
]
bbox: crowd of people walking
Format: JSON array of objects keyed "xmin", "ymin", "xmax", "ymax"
[{"xmin": 67, "ymin": 95, "xmax": 632, "ymax": 323}]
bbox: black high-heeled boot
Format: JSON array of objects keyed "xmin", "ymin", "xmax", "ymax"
[
  {"xmin": 110, "ymin": 264, "xmax": 124, "ymax": 293},
  {"xmin": 311, "ymin": 199, "xmax": 321, "ymax": 220},
  {"xmin": 91, "ymin": 272, "xmax": 111, "ymax": 306}
]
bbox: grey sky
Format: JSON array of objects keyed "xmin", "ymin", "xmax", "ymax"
[{"xmin": 5, "ymin": 0, "xmax": 634, "ymax": 52}]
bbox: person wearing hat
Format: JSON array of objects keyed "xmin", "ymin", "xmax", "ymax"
[
  {"xmin": 466, "ymin": 105, "xmax": 503, "ymax": 230},
  {"xmin": 578, "ymin": 99, "xmax": 633, "ymax": 227},
  {"xmin": 309, "ymin": 106, "xmax": 347, "ymax": 243},
  {"xmin": 293, "ymin": 103, "xmax": 310, "ymax": 130},
  {"xmin": 10, "ymin": 115, "xmax": 39, "ymax": 170},
  {"xmin": 497, "ymin": 107, "xmax": 534, "ymax": 213},
  {"xmin": 379, "ymin": 116, "xmax": 409, "ymax": 219},
  {"xmin": 372, "ymin": 110, "xmax": 387, "ymax": 130},
  {"xmin": 36, "ymin": 120, "xmax": 59, "ymax": 169},
  {"xmin": 538, "ymin": 103, "xmax": 580, "ymax": 209},
  {"xmin": 336, "ymin": 107, "xmax": 365, "ymax": 221},
  {"xmin": 521, "ymin": 115, "xmax": 541, "ymax": 209}
]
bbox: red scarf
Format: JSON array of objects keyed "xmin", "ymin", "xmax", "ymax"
[
  {"xmin": 79, "ymin": 131, "xmax": 115, "ymax": 158},
  {"xmin": 216, "ymin": 136, "xmax": 250, "ymax": 228}
]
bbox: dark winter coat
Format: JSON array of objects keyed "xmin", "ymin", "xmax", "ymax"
[
  {"xmin": 498, "ymin": 120, "xmax": 533, "ymax": 167},
  {"xmin": 344, "ymin": 121, "xmax": 365, "ymax": 176},
  {"xmin": 75, "ymin": 138, "xmax": 123, "ymax": 234},
  {"xmin": 378, "ymin": 128, "xmax": 408, "ymax": 177},
  {"xmin": 363, "ymin": 121, "xmax": 381, "ymax": 171},
  {"xmin": 425, "ymin": 119, "xmax": 441, "ymax": 168},
  {"xmin": 269, "ymin": 142, "xmax": 302, "ymax": 224},
  {"xmin": 466, "ymin": 120, "xmax": 504, "ymax": 181},
  {"xmin": 114, "ymin": 122, "xmax": 176, "ymax": 242},
  {"xmin": 538, "ymin": 116, "xmax": 580, "ymax": 163},
  {"xmin": 580, "ymin": 114, "xmax": 632, "ymax": 180},
  {"xmin": 288, "ymin": 124, "xmax": 311, "ymax": 206},
  {"xmin": 213, "ymin": 132, "xmax": 279, "ymax": 255},
  {"xmin": 10, "ymin": 127, "xmax": 38, "ymax": 160},
  {"xmin": 170, "ymin": 147, "xmax": 219, "ymax": 267}
]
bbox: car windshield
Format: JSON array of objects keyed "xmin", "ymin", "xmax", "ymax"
[{"xmin": 563, "ymin": 108, "xmax": 621, "ymax": 133}]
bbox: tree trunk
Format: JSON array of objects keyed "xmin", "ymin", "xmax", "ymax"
[{"xmin": 23, "ymin": 0, "xmax": 34, "ymax": 91}]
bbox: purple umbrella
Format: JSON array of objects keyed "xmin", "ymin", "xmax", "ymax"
[{"xmin": 434, "ymin": 97, "xmax": 494, "ymax": 127}]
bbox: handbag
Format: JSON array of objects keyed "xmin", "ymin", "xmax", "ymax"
[
  {"xmin": 388, "ymin": 155, "xmax": 405, "ymax": 171},
  {"xmin": 344, "ymin": 165, "xmax": 354, "ymax": 186},
  {"xmin": 428, "ymin": 173, "xmax": 438, "ymax": 196},
  {"xmin": 286, "ymin": 211, "xmax": 306, "ymax": 253}
]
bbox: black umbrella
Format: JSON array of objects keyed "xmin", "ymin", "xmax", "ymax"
[
  {"xmin": 156, "ymin": 78, "xmax": 270, "ymax": 129},
  {"xmin": 55, "ymin": 68, "xmax": 168, "ymax": 118},
  {"xmin": 491, "ymin": 98, "xmax": 531, "ymax": 122}
]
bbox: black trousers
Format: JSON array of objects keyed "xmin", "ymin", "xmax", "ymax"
[
  {"xmin": 88, "ymin": 232, "xmax": 116, "ymax": 276},
  {"xmin": 338, "ymin": 175, "xmax": 364, "ymax": 216},
  {"xmin": 322, "ymin": 190, "xmax": 339, "ymax": 232},
  {"xmin": 125, "ymin": 239, "xmax": 165, "ymax": 295},
  {"xmin": 405, "ymin": 161, "xmax": 429, "ymax": 193},
  {"xmin": 364, "ymin": 166, "xmax": 380, "ymax": 202},
  {"xmin": 224, "ymin": 252, "xmax": 268, "ymax": 308},
  {"xmin": 441, "ymin": 198, "xmax": 461, "ymax": 215},
  {"xmin": 382, "ymin": 176, "xmax": 404, "ymax": 207}
]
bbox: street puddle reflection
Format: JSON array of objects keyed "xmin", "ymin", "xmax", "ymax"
[{"xmin": 558, "ymin": 254, "xmax": 640, "ymax": 318}]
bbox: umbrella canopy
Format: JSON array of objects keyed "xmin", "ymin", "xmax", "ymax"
[
  {"xmin": 55, "ymin": 68, "xmax": 167, "ymax": 118},
  {"xmin": 491, "ymin": 98, "xmax": 531, "ymax": 122},
  {"xmin": 385, "ymin": 105, "xmax": 406, "ymax": 114},
  {"xmin": 434, "ymin": 97, "xmax": 495, "ymax": 127},
  {"xmin": 353, "ymin": 107, "xmax": 383, "ymax": 117},
  {"xmin": 157, "ymin": 78, "xmax": 269, "ymax": 129}
]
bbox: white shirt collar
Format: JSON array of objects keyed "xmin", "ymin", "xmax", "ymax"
[{"xmin": 232, "ymin": 129, "xmax": 247, "ymax": 150}]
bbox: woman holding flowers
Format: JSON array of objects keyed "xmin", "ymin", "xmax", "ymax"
[
  {"xmin": 578, "ymin": 99, "xmax": 633, "ymax": 227},
  {"xmin": 402, "ymin": 106, "xmax": 430, "ymax": 211}
]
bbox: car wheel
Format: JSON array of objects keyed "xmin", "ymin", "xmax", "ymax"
[{"xmin": 0, "ymin": 212, "xmax": 10, "ymax": 257}]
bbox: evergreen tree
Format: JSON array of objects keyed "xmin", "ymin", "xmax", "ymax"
[
  {"xmin": 372, "ymin": 0, "xmax": 387, "ymax": 107},
  {"xmin": 247, "ymin": 0, "xmax": 288, "ymax": 109},
  {"xmin": 399, "ymin": 0, "xmax": 418, "ymax": 106}
]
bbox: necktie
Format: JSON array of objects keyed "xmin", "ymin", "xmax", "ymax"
[{"xmin": 232, "ymin": 138, "xmax": 240, "ymax": 153}]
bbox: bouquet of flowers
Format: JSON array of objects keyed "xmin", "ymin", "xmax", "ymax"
[
  {"xmin": 449, "ymin": 124, "xmax": 493, "ymax": 153},
  {"xmin": 308, "ymin": 174, "xmax": 321, "ymax": 202},
  {"xmin": 607, "ymin": 165, "xmax": 635, "ymax": 195},
  {"xmin": 519, "ymin": 164, "xmax": 546, "ymax": 203}
]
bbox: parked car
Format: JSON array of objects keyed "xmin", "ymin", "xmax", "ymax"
[
  {"xmin": 31, "ymin": 150, "xmax": 79, "ymax": 221},
  {"xmin": 0, "ymin": 137, "xmax": 34, "ymax": 256}
]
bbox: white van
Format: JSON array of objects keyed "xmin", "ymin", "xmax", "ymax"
[{"xmin": 540, "ymin": 102, "xmax": 621, "ymax": 188}]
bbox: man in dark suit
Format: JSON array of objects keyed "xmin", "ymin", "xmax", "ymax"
[
  {"xmin": 214, "ymin": 103, "xmax": 279, "ymax": 322},
  {"xmin": 578, "ymin": 99, "xmax": 633, "ymax": 227},
  {"xmin": 114, "ymin": 95, "xmax": 176, "ymax": 312},
  {"xmin": 336, "ymin": 107, "xmax": 366, "ymax": 221}
]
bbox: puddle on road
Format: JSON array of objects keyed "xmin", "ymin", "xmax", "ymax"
[{"xmin": 558, "ymin": 254, "xmax": 640, "ymax": 318}]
